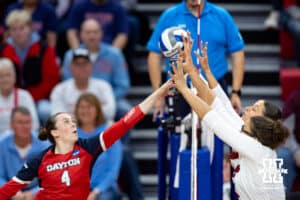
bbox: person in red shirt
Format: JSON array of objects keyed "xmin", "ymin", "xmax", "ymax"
[
  {"xmin": 0, "ymin": 80, "xmax": 173, "ymax": 200},
  {"xmin": 1, "ymin": 9, "xmax": 60, "ymax": 102},
  {"xmin": 0, "ymin": 9, "xmax": 60, "ymax": 123}
]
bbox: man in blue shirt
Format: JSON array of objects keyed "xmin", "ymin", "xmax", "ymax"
[
  {"xmin": 63, "ymin": 19, "xmax": 131, "ymax": 119},
  {"xmin": 0, "ymin": 107, "xmax": 49, "ymax": 199},
  {"xmin": 147, "ymin": 0, "xmax": 245, "ymax": 118},
  {"xmin": 67, "ymin": 0, "xmax": 129, "ymax": 50}
]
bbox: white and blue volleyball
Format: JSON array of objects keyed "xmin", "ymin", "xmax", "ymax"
[{"xmin": 159, "ymin": 27, "xmax": 187, "ymax": 59}]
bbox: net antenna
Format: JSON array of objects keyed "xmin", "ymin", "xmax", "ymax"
[{"xmin": 191, "ymin": 0, "xmax": 202, "ymax": 199}]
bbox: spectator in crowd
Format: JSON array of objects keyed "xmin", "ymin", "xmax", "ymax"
[
  {"xmin": 63, "ymin": 19, "xmax": 131, "ymax": 120},
  {"xmin": 147, "ymin": 0, "xmax": 245, "ymax": 119},
  {"xmin": 111, "ymin": 0, "xmax": 148, "ymax": 77},
  {"xmin": 41, "ymin": 0, "xmax": 78, "ymax": 59},
  {"xmin": 51, "ymin": 48, "xmax": 116, "ymax": 121},
  {"xmin": 264, "ymin": 0, "xmax": 282, "ymax": 29},
  {"xmin": 66, "ymin": 0, "xmax": 129, "ymax": 50},
  {"xmin": 0, "ymin": 107, "xmax": 49, "ymax": 199},
  {"xmin": 0, "ymin": 10, "xmax": 60, "ymax": 123},
  {"xmin": 75, "ymin": 93, "xmax": 122, "ymax": 200},
  {"xmin": 4, "ymin": 0, "xmax": 58, "ymax": 47},
  {"xmin": 278, "ymin": 89, "xmax": 300, "ymax": 193},
  {"xmin": 0, "ymin": 0, "xmax": 17, "ymax": 43},
  {"xmin": 280, "ymin": 0, "xmax": 300, "ymax": 66},
  {"xmin": 0, "ymin": 58, "xmax": 39, "ymax": 135}
]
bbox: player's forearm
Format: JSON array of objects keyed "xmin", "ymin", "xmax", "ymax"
[
  {"xmin": 212, "ymin": 86, "xmax": 244, "ymax": 128},
  {"xmin": 202, "ymin": 110, "xmax": 264, "ymax": 160},
  {"xmin": 67, "ymin": 29, "xmax": 80, "ymax": 49},
  {"xmin": 203, "ymin": 68, "xmax": 218, "ymax": 90},
  {"xmin": 112, "ymin": 34, "xmax": 128, "ymax": 50},
  {"xmin": 188, "ymin": 68, "xmax": 215, "ymax": 105},
  {"xmin": 0, "ymin": 178, "xmax": 28, "ymax": 198},
  {"xmin": 147, "ymin": 52, "xmax": 162, "ymax": 91},
  {"xmin": 178, "ymin": 86, "xmax": 212, "ymax": 119},
  {"xmin": 101, "ymin": 106, "xmax": 145, "ymax": 150},
  {"xmin": 231, "ymin": 50, "xmax": 244, "ymax": 91},
  {"xmin": 101, "ymin": 81, "xmax": 171, "ymax": 149}
]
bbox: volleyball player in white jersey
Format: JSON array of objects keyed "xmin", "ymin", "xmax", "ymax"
[{"xmin": 170, "ymin": 33, "xmax": 288, "ymax": 199}]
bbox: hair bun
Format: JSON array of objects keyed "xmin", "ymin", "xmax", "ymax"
[
  {"xmin": 272, "ymin": 120, "xmax": 289, "ymax": 145},
  {"xmin": 38, "ymin": 127, "xmax": 48, "ymax": 141}
]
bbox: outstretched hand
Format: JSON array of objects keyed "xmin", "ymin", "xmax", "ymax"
[
  {"xmin": 169, "ymin": 58, "xmax": 188, "ymax": 92},
  {"xmin": 194, "ymin": 41, "xmax": 210, "ymax": 73},
  {"xmin": 152, "ymin": 80, "xmax": 175, "ymax": 121},
  {"xmin": 177, "ymin": 31, "xmax": 195, "ymax": 74}
]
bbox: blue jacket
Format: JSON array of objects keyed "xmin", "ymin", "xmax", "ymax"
[
  {"xmin": 66, "ymin": 0, "xmax": 129, "ymax": 44},
  {"xmin": 77, "ymin": 124, "xmax": 122, "ymax": 193},
  {"xmin": 0, "ymin": 131, "xmax": 50, "ymax": 192},
  {"xmin": 62, "ymin": 42, "xmax": 130, "ymax": 99},
  {"xmin": 147, "ymin": 0, "xmax": 244, "ymax": 80}
]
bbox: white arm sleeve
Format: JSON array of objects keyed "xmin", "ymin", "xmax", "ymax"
[
  {"xmin": 202, "ymin": 110, "xmax": 266, "ymax": 161},
  {"xmin": 211, "ymin": 97, "xmax": 244, "ymax": 131},
  {"xmin": 212, "ymin": 85, "xmax": 244, "ymax": 129}
]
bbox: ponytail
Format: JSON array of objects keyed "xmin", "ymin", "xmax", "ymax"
[
  {"xmin": 250, "ymin": 116, "xmax": 289, "ymax": 149},
  {"xmin": 38, "ymin": 112, "xmax": 63, "ymax": 144}
]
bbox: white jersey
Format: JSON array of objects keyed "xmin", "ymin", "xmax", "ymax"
[
  {"xmin": 201, "ymin": 85, "xmax": 244, "ymax": 162},
  {"xmin": 0, "ymin": 88, "xmax": 40, "ymax": 135},
  {"xmin": 203, "ymin": 85, "xmax": 285, "ymax": 200},
  {"xmin": 50, "ymin": 78, "xmax": 116, "ymax": 121}
]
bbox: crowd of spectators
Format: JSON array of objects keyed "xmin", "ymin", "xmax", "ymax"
[{"xmin": 0, "ymin": 0, "xmax": 145, "ymax": 199}]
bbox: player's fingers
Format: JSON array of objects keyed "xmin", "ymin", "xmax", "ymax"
[
  {"xmin": 152, "ymin": 110, "xmax": 159, "ymax": 122},
  {"xmin": 182, "ymin": 33, "xmax": 188, "ymax": 51},
  {"xmin": 177, "ymin": 46, "xmax": 184, "ymax": 58},
  {"xmin": 184, "ymin": 73, "xmax": 189, "ymax": 80},
  {"xmin": 176, "ymin": 57, "xmax": 184, "ymax": 72},
  {"xmin": 170, "ymin": 61, "xmax": 177, "ymax": 74},
  {"xmin": 194, "ymin": 50, "xmax": 202, "ymax": 61},
  {"xmin": 201, "ymin": 42, "xmax": 208, "ymax": 57},
  {"xmin": 186, "ymin": 31, "xmax": 192, "ymax": 51},
  {"xmin": 168, "ymin": 71, "xmax": 175, "ymax": 80}
]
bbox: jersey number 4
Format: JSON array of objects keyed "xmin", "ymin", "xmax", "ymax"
[{"xmin": 61, "ymin": 170, "xmax": 71, "ymax": 186}]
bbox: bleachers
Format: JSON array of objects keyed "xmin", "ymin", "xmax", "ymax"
[{"xmin": 127, "ymin": 0, "xmax": 282, "ymax": 199}]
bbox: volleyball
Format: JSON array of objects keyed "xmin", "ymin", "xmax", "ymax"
[{"xmin": 159, "ymin": 26, "xmax": 187, "ymax": 59}]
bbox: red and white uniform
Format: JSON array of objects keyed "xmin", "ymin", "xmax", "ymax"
[
  {"xmin": 0, "ymin": 106, "xmax": 144, "ymax": 200},
  {"xmin": 203, "ymin": 85, "xmax": 285, "ymax": 200}
]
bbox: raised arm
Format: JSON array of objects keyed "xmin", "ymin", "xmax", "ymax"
[
  {"xmin": 180, "ymin": 35, "xmax": 243, "ymax": 128},
  {"xmin": 177, "ymin": 34, "xmax": 214, "ymax": 105},
  {"xmin": 170, "ymin": 59, "xmax": 265, "ymax": 160},
  {"xmin": 100, "ymin": 80, "xmax": 174, "ymax": 150},
  {"xmin": 195, "ymin": 45, "xmax": 243, "ymax": 128}
]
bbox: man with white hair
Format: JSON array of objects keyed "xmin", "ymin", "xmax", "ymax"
[
  {"xmin": 0, "ymin": 58, "xmax": 39, "ymax": 135},
  {"xmin": 51, "ymin": 48, "xmax": 116, "ymax": 121}
]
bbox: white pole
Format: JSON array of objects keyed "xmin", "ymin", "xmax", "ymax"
[{"xmin": 191, "ymin": 1, "xmax": 201, "ymax": 199}]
